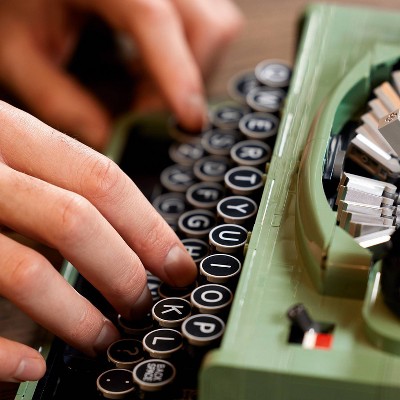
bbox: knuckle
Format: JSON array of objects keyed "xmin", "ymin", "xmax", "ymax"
[
  {"xmin": 2, "ymin": 252, "xmax": 44, "ymax": 301},
  {"xmin": 137, "ymin": 217, "xmax": 168, "ymax": 256},
  {"xmin": 109, "ymin": 256, "xmax": 147, "ymax": 302},
  {"xmin": 200, "ymin": 11, "xmax": 244, "ymax": 45},
  {"xmin": 130, "ymin": 0, "xmax": 171, "ymax": 23},
  {"xmin": 66, "ymin": 303, "xmax": 99, "ymax": 346},
  {"xmin": 54, "ymin": 193, "xmax": 93, "ymax": 245},
  {"xmin": 81, "ymin": 155, "xmax": 124, "ymax": 202},
  {"xmin": 216, "ymin": 18, "xmax": 243, "ymax": 43}
]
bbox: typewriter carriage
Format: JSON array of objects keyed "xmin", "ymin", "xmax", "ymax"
[
  {"xmin": 296, "ymin": 42, "xmax": 400, "ymax": 355},
  {"xmin": 295, "ymin": 48, "xmax": 400, "ymax": 300}
]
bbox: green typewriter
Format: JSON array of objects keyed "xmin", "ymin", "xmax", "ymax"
[{"xmin": 17, "ymin": 3, "xmax": 400, "ymax": 400}]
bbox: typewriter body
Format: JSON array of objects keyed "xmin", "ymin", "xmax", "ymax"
[
  {"xmin": 17, "ymin": 3, "xmax": 400, "ymax": 400},
  {"xmin": 198, "ymin": 3, "xmax": 400, "ymax": 400}
]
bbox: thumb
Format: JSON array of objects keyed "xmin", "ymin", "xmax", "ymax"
[{"xmin": 0, "ymin": 337, "xmax": 46, "ymax": 383}]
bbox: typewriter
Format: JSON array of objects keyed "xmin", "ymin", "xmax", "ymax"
[{"xmin": 16, "ymin": 3, "xmax": 400, "ymax": 400}]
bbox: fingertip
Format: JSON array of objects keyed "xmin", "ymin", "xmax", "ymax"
[
  {"xmin": 92, "ymin": 319, "xmax": 120, "ymax": 356},
  {"xmin": 175, "ymin": 92, "xmax": 208, "ymax": 133},
  {"xmin": 163, "ymin": 244, "xmax": 198, "ymax": 287},
  {"xmin": 13, "ymin": 353, "xmax": 46, "ymax": 383}
]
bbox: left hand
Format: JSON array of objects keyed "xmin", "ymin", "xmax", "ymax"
[{"xmin": 0, "ymin": 0, "xmax": 243, "ymax": 150}]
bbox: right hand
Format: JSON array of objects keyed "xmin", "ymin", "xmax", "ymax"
[{"xmin": 0, "ymin": 101, "xmax": 198, "ymax": 383}]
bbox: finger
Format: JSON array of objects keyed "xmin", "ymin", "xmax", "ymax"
[
  {"xmin": 171, "ymin": 0, "xmax": 244, "ymax": 78},
  {"xmin": 0, "ymin": 162, "xmax": 152, "ymax": 321},
  {"xmin": 0, "ymin": 337, "xmax": 46, "ymax": 383},
  {"xmin": 0, "ymin": 234, "xmax": 120, "ymax": 357},
  {"xmin": 71, "ymin": 0, "xmax": 208, "ymax": 132},
  {"xmin": 0, "ymin": 102, "xmax": 197, "ymax": 287},
  {"xmin": 129, "ymin": 62, "xmax": 168, "ymax": 113},
  {"xmin": 0, "ymin": 25, "xmax": 111, "ymax": 150}
]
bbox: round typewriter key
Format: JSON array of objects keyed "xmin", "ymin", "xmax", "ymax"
[
  {"xmin": 239, "ymin": 112, "xmax": 279, "ymax": 140},
  {"xmin": 200, "ymin": 254, "xmax": 242, "ymax": 283},
  {"xmin": 246, "ymin": 86, "xmax": 286, "ymax": 113},
  {"xmin": 107, "ymin": 339, "xmax": 145, "ymax": 369},
  {"xmin": 255, "ymin": 59, "xmax": 292, "ymax": 88},
  {"xmin": 224, "ymin": 166, "xmax": 264, "ymax": 196},
  {"xmin": 168, "ymin": 140, "xmax": 205, "ymax": 166},
  {"xmin": 117, "ymin": 314, "xmax": 154, "ymax": 336},
  {"xmin": 186, "ymin": 181, "xmax": 225, "ymax": 209},
  {"xmin": 209, "ymin": 101, "xmax": 249, "ymax": 130},
  {"xmin": 152, "ymin": 192, "xmax": 187, "ymax": 224},
  {"xmin": 231, "ymin": 140, "xmax": 272, "ymax": 167},
  {"xmin": 158, "ymin": 281, "xmax": 198, "ymax": 300},
  {"xmin": 160, "ymin": 164, "xmax": 196, "ymax": 193},
  {"xmin": 228, "ymin": 69, "xmax": 261, "ymax": 104},
  {"xmin": 193, "ymin": 155, "xmax": 232, "ymax": 182},
  {"xmin": 133, "ymin": 359, "xmax": 176, "ymax": 392},
  {"xmin": 152, "ymin": 297, "xmax": 192, "ymax": 328},
  {"xmin": 178, "ymin": 209, "xmax": 216, "ymax": 238},
  {"xmin": 97, "ymin": 368, "xmax": 135, "ymax": 399},
  {"xmin": 217, "ymin": 196, "xmax": 258, "ymax": 225},
  {"xmin": 201, "ymin": 129, "xmax": 241, "ymax": 156},
  {"xmin": 190, "ymin": 284, "xmax": 233, "ymax": 314},
  {"xmin": 209, "ymin": 224, "xmax": 248, "ymax": 253},
  {"xmin": 143, "ymin": 328, "xmax": 183, "ymax": 359},
  {"xmin": 181, "ymin": 314, "xmax": 225, "ymax": 347},
  {"xmin": 181, "ymin": 238, "xmax": 210, "ymax": 265}
]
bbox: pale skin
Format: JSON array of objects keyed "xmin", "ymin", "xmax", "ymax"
[
  {"xmin": 0, "ymin": 0, "xmax": 243, "ymax": 383},
  {"xmin": 0, "ymin": 0, "xmax": 243, "ymax": 149}
]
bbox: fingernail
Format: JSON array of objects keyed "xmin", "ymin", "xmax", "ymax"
[
  {"xmin": 129, "ymin": 285, "xmax": 153, "ymax": 321},
  {"xmin": 93, "ymin": 319, "xmax": 120, "ymax": 355},
  {"xmin": 13, "ymin": 357, "xmax": 46, "ymax": 382},
  {"xmin": 164, "ymin": 245, "xmax": 197, "ymax": 287}
]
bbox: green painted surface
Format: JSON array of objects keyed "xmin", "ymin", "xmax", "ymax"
[{"xmin": 200, "ymin": 4, "xmax": 400, "ymax": 400}]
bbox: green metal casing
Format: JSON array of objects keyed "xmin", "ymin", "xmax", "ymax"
[{"xmin": 199, "ymin": 3, "xmax": 400, "ymax": 400}]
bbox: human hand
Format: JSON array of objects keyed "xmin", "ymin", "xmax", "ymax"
[
  {"xmin": 0, "ymin": 101, "xmax": 198, "ymax": 382},
  {"xmin": 0, "ymin": 0, "xmax": 243, "ymax": 150}
]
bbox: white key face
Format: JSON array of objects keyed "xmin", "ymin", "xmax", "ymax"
[
  {"xmin": 225, "ymin": 166, "xmax": 264, "ymax": 194},
  {"xmin": 152, "ymin": 298, "xmax": 192, "ymax": 327},
  {"xmin": 186, "ymin": 182, "xmax": 224, "ymax": 209},
  {"xmin": 217, "ymin": 196, "xmax": 258, "ymax": 223},
  {"xmin": 133, "ymin": 359, "xmax": 176, "ymax": 390},
  {"xmin": 178, "ymin": 210, "xmax": 216, "ymax": 237},
  {"xmin": 209, "ymin": 224, "xmax": 248, "ymax": 253},
  {"xmin": 194, "ymin": 156, "xmax": 230, "ymax": 182},
  {"xmin": 143, "ymin": 329, "xmax": 183, "ymax": 357},
  {"xmin": 200, "ymin": 254, "xmax": 242, "ymax": 283},
  {"xmin": 247, "ymin": 87, "xmax": 285, "ymax": 112},
  {"xmin": 255, "ymin": 60, "xmax": 291, "ymax": 87},
  {"xmin": 182, "ymin": 314, "xmax": 225, "ymax": 346},
  {"xmin": 239, "ymin": 112, "xmax": 279, "ymax": 139},
  {"xmin": 191, "ymin": 284, "xmax": 233, "ymax": 314}
]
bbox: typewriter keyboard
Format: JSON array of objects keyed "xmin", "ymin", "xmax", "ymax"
[{"xmin": 44, "ymin": 59, "xmax": 292, "ymax": 400}]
